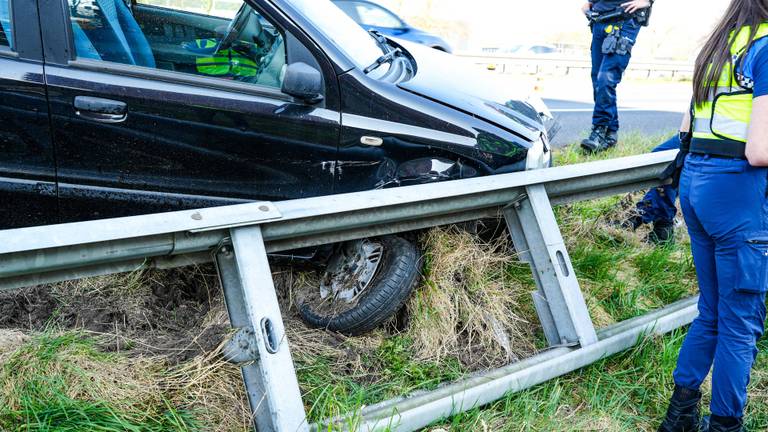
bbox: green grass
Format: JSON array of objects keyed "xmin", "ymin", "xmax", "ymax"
[
  {"xmin": 298, "ymin": 335, "xmax": 466, "ymax": 423},
  {"xmin": 0, "ymin": 332, "xmax": 198, "ymax": 432}
]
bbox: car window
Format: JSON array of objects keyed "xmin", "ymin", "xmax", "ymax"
[
  {"xmin": 353, "ymin": 2, "xmax": 403, "ymax": 29},
  {"xmin": 67, "ymin": 0, "xmax": 287, "ymax": 90},
  {"xmin": 285, "ymin": 0, "xmax": 384, "ymax": 71},
  {"xmin": 334, "ymin": 1, "xmax": 361, "ymax": 23},
  {"xmin": 138, "ymin": 0, "xmax": 241, "ymax": 19},
  {"xmin": 0, "ymin": 0, "xmax": 12, "ymax": 50}
]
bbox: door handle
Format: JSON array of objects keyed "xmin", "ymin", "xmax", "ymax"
[{"xmin": 74, "ymin": 96, "xmax": 128, "ymax": 123}]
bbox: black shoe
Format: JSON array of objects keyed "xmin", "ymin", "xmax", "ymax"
[
  {"xmin": 658, "ymin": 385, "xmax": 702, "ymax": 432},
  {"xmin": 609, "ymin": 212, "xmax": 644, "ymax": 231},
  {"xmin": 581, "ymin": 125, "xmax": 609, "ymax": 153},
  {"xmin": 700, "ymin": 415, "xmax": 744, "ymax": 432},
  {"xmin": 648, "ymin": 220, "xmax": 676, "ymax": 245},
  {"xmin": 605, "ymin": 129, "xmax": 619, "ymax": 148}
]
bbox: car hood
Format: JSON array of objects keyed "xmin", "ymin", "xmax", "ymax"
[{"xmin": 394, "ymin": 40, "xmax": 551, "ymax": 143}]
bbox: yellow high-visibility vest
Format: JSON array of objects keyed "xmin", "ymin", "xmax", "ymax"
[
  {"xmin": 692, "ymin": 24, "xmax": 768, "ymax": 146},
  {"xmin": 193, "ymin": 39, "xmax": 259, "ymax": 78}
]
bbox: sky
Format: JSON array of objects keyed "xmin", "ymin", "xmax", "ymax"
[{"xmin": 377, "ymin": 0, "xmax": 730, "ymax": 60}]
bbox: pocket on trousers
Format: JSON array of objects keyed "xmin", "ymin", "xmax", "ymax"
[{"xmin": 736, "ymin": 233, "xmax": 768, "ymax": 294}]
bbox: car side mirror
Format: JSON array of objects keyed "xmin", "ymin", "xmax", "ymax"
[{"xmin": 281, "ymin": 63, "xmax": 324, "ymax": 104}]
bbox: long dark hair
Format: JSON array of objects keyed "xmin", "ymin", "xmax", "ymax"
[{"xmin": 693, "ymin": 0, "xmax": 768, "ymax": 105}]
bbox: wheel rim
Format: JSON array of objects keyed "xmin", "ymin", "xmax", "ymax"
[{"xmin": 319, "ymin": 239, "xmax": 384, "ymax": 304}]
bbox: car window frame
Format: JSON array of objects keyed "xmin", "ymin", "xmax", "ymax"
[
  {"xmin": 0, "ymin": 0, "xmax": 13, "ymax": 54},
  {"xmin": 353, "ymin": 1, "xmax": 404, "ymax": 29},
  {"xmin": 2, "ymin": 0, "xmax": 44, "ymax": 61},
  {"xmin": 55, "ymin": 0, "xmax": 316, "ymax": 102}
]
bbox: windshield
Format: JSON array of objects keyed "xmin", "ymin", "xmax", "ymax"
[{"xmin": 284, "ymin": 0, "xmax": 384, "ymax": 69}]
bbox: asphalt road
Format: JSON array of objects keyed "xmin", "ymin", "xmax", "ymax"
[{"xmin": 544, "ymin": 98, "xmax": 684, "ymax": 148}]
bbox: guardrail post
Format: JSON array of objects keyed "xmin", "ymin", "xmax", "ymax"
[
  {"xmin": 504, "ymin": 184, "xmax": 598, "ymax": 347},
  {"xmin": 215, "ymin": 225, "xmax": 308, "ymax": 432}
]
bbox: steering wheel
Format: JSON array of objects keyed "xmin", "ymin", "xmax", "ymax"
[{"xmin": 215, "ymin": 3, "xmax": 254, "ymax": 52}]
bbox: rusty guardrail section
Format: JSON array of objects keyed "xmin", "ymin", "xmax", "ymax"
[{"xmin": 0, "ymin": 150, "xmax": 693, "ymax": 431}]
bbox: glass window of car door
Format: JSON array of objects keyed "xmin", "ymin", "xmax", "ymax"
[
  {"xmin": 66, "ymin": 0, "xmax": 287, "ymax": 89},
  {"xmin": 0, "ymin": 0, "xmax": 12, "ymax": 50},
  {"xmin": 353, "ymin": 2, "xmax": 403, "ymax": 28}
]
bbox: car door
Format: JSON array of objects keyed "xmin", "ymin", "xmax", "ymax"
[
  {"xmin": 40, "ymin": 0, "xmax": 340, "ymax": 222},
  {"xmin": 0, "ymin": 0, "xmax": 58, "ymax": 229}
]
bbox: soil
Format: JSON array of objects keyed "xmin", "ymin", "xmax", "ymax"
[{"xmin": 0, "ymin": 267, "xmax": 230, "ymax": 365}]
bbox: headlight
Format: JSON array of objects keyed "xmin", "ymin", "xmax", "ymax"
[
  {"xmin": 525, "ymin": 94, "xmax": 560, "ymax": 141},
  {"xmin": 526, "ymin": 135, "xmax": 551, "ymax": 170}
]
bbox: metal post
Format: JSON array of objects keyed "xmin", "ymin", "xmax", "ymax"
[
  {"xmin": 215, "ymin": 225, "xmax": 308, "ymax": 432},
  {"xmin": 504, "ymin": 184, "xmax": 598, "ymax": 347}
]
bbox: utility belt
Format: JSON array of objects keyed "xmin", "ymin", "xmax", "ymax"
[
  {"xmin": 661, "ymin": 134, "xmax": 748, "ymax": 189},
  {"xmin": 689, "ymin": 138, "xmax": 747, "ymax": 160},
  {"xmin": 586, "ymin": 6, "xmax": 652, "ymax": 26}
]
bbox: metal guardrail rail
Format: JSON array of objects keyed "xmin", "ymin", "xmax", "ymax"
[
  {"xmin": 0, "ymin": 150, "xmax": 693, "ymax": 432},
  {"xmin": 456, "ymin": 53, "xmax": 694, "ymax": 78}
]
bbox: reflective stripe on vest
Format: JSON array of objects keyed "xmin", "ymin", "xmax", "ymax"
[
  {"xmin": 193, "ymin": 39, "xmax": 258, "ymax": 78},
  {"xmin": 692, "ymin": 24, "xmax": 768, "ymax": 145}
]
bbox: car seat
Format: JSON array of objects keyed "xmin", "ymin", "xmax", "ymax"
[
  {"xmin": 257, "ymin": 35, "xmax": 285, "ymax": 88},
  {"xmin": 71, "ymin": 0, "xmax": 155, "ymax": 67},
  {"xmin": 72, "ymin": 23, "xmax": 101, "ymax": 60},
  {"xmin": 0, "ymin": 0, "xmax": 12, "ymax": 49}
]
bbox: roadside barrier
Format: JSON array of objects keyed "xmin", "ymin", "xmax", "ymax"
[
  {"xmin": 0, "ymin": 150, "xmax": 689, "ymax": 431},
  {"xmin": 457, "ymin": 53, "xmax": 694, "ymax": 78}
]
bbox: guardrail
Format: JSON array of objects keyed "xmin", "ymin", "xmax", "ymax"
[
  {"xmin": 0, "ymin": 150, "xmax": 691, "ymax": 432},
  {"xmin": 456, "ymin": 53, "xmax": 694, "ymax": 78}
]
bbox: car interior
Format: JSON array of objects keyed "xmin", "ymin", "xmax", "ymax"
[{"xmin": 67, "ymin": 0, "xmax": 286, "ymax": 88}]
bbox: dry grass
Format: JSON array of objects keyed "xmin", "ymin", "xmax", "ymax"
[
  {"xmin": 164, "ymin": 337, "xmax": 251, "ymax": 432},
  {"xmin": 0, "ymin": 329, "xmax": 28, "ymax": 361},
  {"xmin": 406, "ymin": 227, "xmax": 538, "ymax": 368},
  {"xmin": 0, "ymin": 332, "xmax": 174, "ymax": 423}
]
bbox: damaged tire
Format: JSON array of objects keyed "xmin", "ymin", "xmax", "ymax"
[{"xmin": 298, "ymin": 235, "xmax": 421, "ymax": 335}]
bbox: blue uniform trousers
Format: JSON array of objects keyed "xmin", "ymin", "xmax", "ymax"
[
  {"xmin": 673, "ymin": 154, "xmax": 768, "ymax": 418},
  {"xmin": 636, "ymin": 135, "xmax": 681, "ymax": 224},
  {"xmin": 590, "ymin": 19, "xmax": 641, "ymax": 131}
]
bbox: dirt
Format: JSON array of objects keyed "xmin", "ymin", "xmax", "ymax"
[{"xmin": 0, "ymin": 267, "xmax": 230, "ymax": 365}]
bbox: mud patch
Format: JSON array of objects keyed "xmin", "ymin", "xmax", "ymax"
[{"xmin": 0, "ymin": 267, "xmax": 228, "ymax": 365}]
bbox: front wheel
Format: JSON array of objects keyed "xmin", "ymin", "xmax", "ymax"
[{"xmin": 297, "ymin": 235, "xmax": 421, "ymax": 335}]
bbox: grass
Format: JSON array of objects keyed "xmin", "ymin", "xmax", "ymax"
[
  {"xmin": 0, "ymin": 332, "xmax": 199, "ymax": 431},
  {"xmin": 0, "ymin": 130, "xmax": 749, "ymax": 431}
]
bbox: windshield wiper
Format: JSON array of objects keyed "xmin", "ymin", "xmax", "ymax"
[
  {"xmin": 368, "ymin": 29, "xmax": 388, "ymax": 48},
  {"xmin": 364, "ymin": 47, "xmax": 402, "ymax": 74}
]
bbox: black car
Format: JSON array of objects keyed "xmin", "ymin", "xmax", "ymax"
[{"xmin": 0, "ymin": 0, "xmax": 555, "ymax": 334}]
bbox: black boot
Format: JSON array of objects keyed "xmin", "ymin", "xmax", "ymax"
[
  {"xmin": 581, "ymin": 125, "xmax": 609, "ymax": 153},
  {"xmin": 605, "ymin": 129, "xmax": 619, "ymax": 148},
  {"xmin": 610, "ymin": 212, "xmax": 644, "ymax": 231},
  {"xmin": 700, "ymin": 414, "xmax": 744, "ymax": 432},
  {"xmin": 648, "ymin": 219, "xmax": 676, "ymax": 245},
  {"xmin": 658, "ymin": 385, "xmax": 702, "ymax": 432}
]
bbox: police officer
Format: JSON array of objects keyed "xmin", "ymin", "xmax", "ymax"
[
  {"xmin": 657, "ymin": 1, "xmax": 768, "ymax": 430},
  {"xmin": 580, "ymin": 0, "xmax": 653, "ymax": 153},
  {"xmin": 624, "ymin": 134, "xmax": 680, "ymax": 244},
  {"xmin": 183, "ymin": 38, "xmax": 263, "ymax": 81}
]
